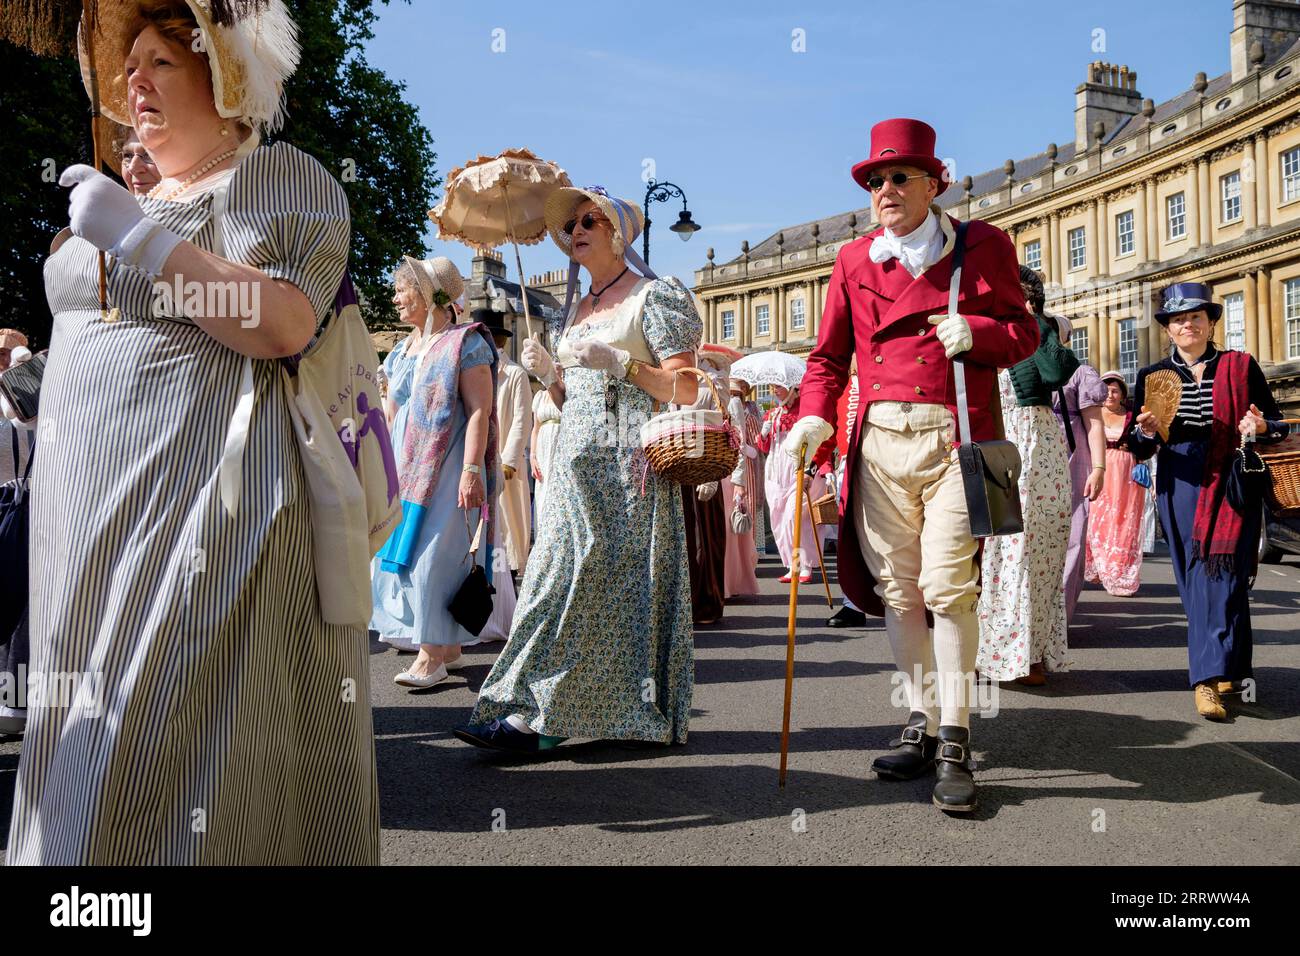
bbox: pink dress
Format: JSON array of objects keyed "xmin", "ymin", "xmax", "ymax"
[
  {"xmin": 1084, "ymin": 420, "xmax": 1146, "ymax": 596},
  {"xmin": 761, "ymin": 403, "xmax": 828, "ymax": 574},
  {"xmin": 723, "ymin": 396, "xmax": 760, "ymax": 597}
]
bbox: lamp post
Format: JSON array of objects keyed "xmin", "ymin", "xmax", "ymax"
[{"xmin": 643, "ymin": 179, "xmax": 700, "ymax": 266}]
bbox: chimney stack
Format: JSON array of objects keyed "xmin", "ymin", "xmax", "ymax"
[
  {"xmin": 1230, "ymin": 0, "xmax": 1300, "ymax": 81},
  {"xmin": 1075, "ymin": 60, "xmax": 1142, "ymax": 152}
]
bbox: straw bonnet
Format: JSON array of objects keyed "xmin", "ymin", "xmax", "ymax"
[
  {"xmin": 78, "ymin": 0, "xmax": 300, "ymax": 134},
  {"xmin": 545, "ymin": 185, "xmax": 645, "ymax": 258},
  {"xmin": 399, "ymin": 255, "xmax": 465, "ymax": 309}
]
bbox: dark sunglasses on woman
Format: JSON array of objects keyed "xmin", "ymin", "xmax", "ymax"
[
  {"xmin": 563, "ymin": 212, "xmax": 609, "ymax": 235},
  {"xmin": 864, "ymin": 171, "xmax": 931, "ymax": 192}
]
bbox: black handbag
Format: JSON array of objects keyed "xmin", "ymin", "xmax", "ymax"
[
  {"xmin": 1, "ymin": 427, "xmax": 34, "ymax": 641},
  {"xmin": 949, "ymin": 222, "xmax": 1024, "ymax": 539},
  {"xmin": 1225, "ymin": 432, "xmax": 1268, "ymax": 513},
  {"xmin": 447, "ymin": 511, "xmax": 495, "ymax": 637}
]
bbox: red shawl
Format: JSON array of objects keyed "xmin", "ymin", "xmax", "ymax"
[{"xmin": 1193, "ymin": 350, "xmax": 1251, "ymax": 576}]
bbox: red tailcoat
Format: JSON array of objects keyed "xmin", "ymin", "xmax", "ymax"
[{"xmin": 799, "ymin": 216, "xmax": 1038, "ymax": 617}]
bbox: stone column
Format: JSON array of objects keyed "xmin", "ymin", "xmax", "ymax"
[
  {"xmin": 1049, "ymin": 212, "xmax": 1062, "ymax": 280},
  {"xmin": 1197, "ymin": 158, "xmax": 1212, "ymax": 245},
  {"xmin": 1086, "ymin": 200, "xmax": 1099, "ymax": 279},
  {"xmin": 1243, "ymin": 143, "xmax": 1259, "ymax": 231},
  {"xmin": 774, "ymin": 286, "xmax": 785, "ymax": 345},
  {"xmin": 1243, "ymin": 271, "xmax": 1259, "ymax": 357},
  {"xmin": 1097, "ymin": 195, "xmax": 1110, "ymax": 277},
  {"xmin": 1146, "ymin": 178, "xmax": 1160, "ymax": 261},
  {"xmin": 1185, "ymin": 166, "xmax": 1201, "ymax": 249},
  {"xmin": 1258, "ymin": 266, "xmax": 1274, "ymax": 363},
  {"xmin": 1042, "ymin": 216, "xmax": 1054, "ymax": 284},
  {"xmin": 1255, "ymin": 133, "xmax": 1271, "ymax": 229},
  {"xmin": 1135, "ymin": 182, "xmax": 1149, "ymax": 265}
]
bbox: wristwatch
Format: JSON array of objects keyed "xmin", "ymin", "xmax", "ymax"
[{"xmin": 622, "ymin": 354, "xmax": 641, "ymax": 379}]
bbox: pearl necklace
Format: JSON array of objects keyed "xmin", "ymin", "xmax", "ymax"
[{"xmin": 149, "ymin": 148, "xmax": 238, "ymax": 202}]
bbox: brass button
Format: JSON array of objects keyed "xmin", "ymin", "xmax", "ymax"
[
  {"xmin": 872, "ymin": 382, "xmax": 881, "ymax": 390},
  {"xmin": 917, "ymin": 328, "xmax": 927, "ymax": 336},
  {"xmin": 874, "ymin": 355, "xmax": 883, "ymax": 363},
  {"xmin": 916, "ymin": 356, "xmax": 925, "ymax": 364},
  {"xmin": 915, "ymin": 386, "xmax": 923, "ymax": 394}
]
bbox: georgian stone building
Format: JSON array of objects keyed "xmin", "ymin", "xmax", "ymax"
[{"xmin": 693, "ymin": 0, "xmax": 1300, "ymax": 406}]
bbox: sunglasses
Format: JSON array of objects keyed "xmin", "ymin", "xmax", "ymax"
[
  {"xmin": 864, "ymin": 171, "xmax": 931, "ymax": 192},
  {"xmin": 563, "ymin": 212, "xmax": 609, "ymax": 235}
]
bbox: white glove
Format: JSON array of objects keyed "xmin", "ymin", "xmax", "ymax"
[
  {"xmin": 521, "ymin": 336, "xmax": 557, "ymax": 387},
  {"xmin": 697, "ymin": 480, "xmax": 719, "ymax": 501},
  {"xmin": 927, "ymin": 313, "xmax": 974, "ymax": 358},
  {"xmin": 741, "ymin": 443, "xmax": 759, "ymax": 460},
  {"xmin": 60, "ymin": 164, "xmax": 182, "ymax": 278},
  {"xmin": 782, "ymin": 415, "xmax": 834, "ymax": 463},
  {"xmin": 760, "ymin": 419, "xmax": 773, "ymax": 438},
  {"xmin": 572, "ymin": 340, "xmax": 630, "ymax": 379}
]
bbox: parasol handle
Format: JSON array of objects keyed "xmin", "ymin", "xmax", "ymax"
[{"xmin": 500, "ymin": 182, "xmax": 535, "ymax": 341}]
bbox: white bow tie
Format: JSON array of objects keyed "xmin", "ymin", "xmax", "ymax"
[{"xmin": 869, "ymin": 232, "xmax": 930, "ymax": 274}]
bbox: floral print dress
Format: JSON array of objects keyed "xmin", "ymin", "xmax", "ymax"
[
  {"xmin": 976, "ymin": 368, "xmax": 1073, "ymax": 680},
  {"xmin": 470, "ymin": 277, "xmax": 702, "ymax": 743}
]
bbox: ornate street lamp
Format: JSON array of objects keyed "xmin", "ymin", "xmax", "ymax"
[{"xmin": 643, "ymin": 179, "xmax": 700, "ymax": 266}]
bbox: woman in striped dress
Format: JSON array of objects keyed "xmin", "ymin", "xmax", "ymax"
[
  {"xmin": 8, "ymin": 1, "xmax": 379, "ymax": 864},
  {"xmin": 1130, "ymin": 283, "xmax": 1289, "ymax": 721}
]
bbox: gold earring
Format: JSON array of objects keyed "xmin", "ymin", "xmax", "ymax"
[{"xmin": 219, "ymin": 125, "xmax": 229, "ymax": 136}]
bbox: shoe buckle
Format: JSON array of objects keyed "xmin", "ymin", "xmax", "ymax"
[
  {"xmin": 937, "ymin": 741, "xmax": 967, "ymax": 765},
  {"xmin": 898, "ymin": 726, "xmax": 926, "ymax": 747}
]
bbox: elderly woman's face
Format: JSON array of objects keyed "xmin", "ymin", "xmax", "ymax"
[
  {"xmin": 568, "ymin": 200, "xmax": 615, "ymax": 266},
  {"xmin": 392, "ymin": 276, "xmax": 426, "ymax": 328},
  {"xmin": 119, "ymin": 135, "xmax": 160, "ymax": 195},
  {"xmin": 124, "ymin": 25, "xmax": 222, "ymax": 158}
]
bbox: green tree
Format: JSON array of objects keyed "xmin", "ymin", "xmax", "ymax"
[{"xmin": 0, "ymin": 0, "xmax": 434, "ymax": 348}]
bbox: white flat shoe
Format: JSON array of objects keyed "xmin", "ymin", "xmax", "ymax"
[
  {"xmin": 394, "ymin": 664, "xmax": 449, "ymax": 688},
  {"xmin": 443, "ymin": 655, "xmax": 468, "ymax": 671}
]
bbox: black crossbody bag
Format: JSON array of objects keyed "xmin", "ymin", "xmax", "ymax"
[{"xmin": 949, "ymin": 222, "xmax": 1024, "ymax": 538}]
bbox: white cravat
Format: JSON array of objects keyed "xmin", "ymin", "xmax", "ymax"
[{"xmin": 869, "ymin": 209, "xmax": 943, "ymax": 278}]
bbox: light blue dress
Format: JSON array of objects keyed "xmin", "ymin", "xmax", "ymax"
[{"xmin": 371, "ymin": 332, "xmax": 494, "ymax": 647}]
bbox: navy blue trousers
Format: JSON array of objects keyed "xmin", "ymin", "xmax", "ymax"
[{"xmin": 1157, "ymin": 440, "xmax": 1255, "ymax": 687}]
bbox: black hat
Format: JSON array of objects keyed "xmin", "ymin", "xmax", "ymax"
[
  {"xmin": 471, "ymin": 307, "xmax": 512, "ymax": 338},
  {"xmin": 1154, "ymin": 282, "xmax": 1222, "ymax": 326}
]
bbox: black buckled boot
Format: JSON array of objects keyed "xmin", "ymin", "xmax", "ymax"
[
  {"xmin": 932, "ymin": 725, "xmax": 977, "ymax": 813},
  {"xmin": 871, "ymin": 711, "xmax": 937, "ymax": 780}
]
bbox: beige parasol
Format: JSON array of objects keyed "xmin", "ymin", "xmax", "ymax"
[{"xmin": 428, "ymin": 148, "xmax": 571, "ymax": 339}]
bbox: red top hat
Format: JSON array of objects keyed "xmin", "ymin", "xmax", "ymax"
[{"xmin": 851, "ymin": 118, "xmax": 950, "ymax": 195}]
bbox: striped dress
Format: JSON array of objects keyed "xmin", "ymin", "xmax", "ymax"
[{"xmin": 7, "ymin": 142, "xmax": 380, "ymax": 864}]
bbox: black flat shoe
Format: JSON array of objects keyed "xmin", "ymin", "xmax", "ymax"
[
  {"xmin": 932, "ymin": 725, "xmax": 978, "ymax": 813},
  {"xmin": 872, "ymin": 710, "xmax": 937, "ymax": 780},
  {"xmin": 454, "ymin": 719, "xmax": 566, "ymax": 753},
  {"xmin": 827, "ymin": 606, "xmax": 867, "ymax": 628}
]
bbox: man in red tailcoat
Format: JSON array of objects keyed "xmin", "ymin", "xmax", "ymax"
[{"xmin": 782, "ymin": 118, "xmax": 1038, "ymax": 813}]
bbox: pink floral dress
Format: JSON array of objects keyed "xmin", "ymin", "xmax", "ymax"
[
  {"xmin": 1084, "ymin": 419, "xmax": 1146, "ymax": 596},
  {"xmin": 976, "ymin": 369, "xmax": 1073, "ymax": 680}
]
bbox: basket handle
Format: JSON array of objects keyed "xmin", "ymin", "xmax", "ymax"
[{"xmin": 677, "ymin": 366, "xmax": 727, "ymax": 412}]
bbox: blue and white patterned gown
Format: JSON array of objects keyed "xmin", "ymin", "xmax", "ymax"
[
  {"xmin": 8, "ymin": 143, "xmax": 380, "ymax": 864},
  {"xmin": 470, "ymin": 277, "xmax": 701, "ymax": 743}
]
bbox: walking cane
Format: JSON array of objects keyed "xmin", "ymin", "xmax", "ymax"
[
  {"xmin": 779, "ymin": 442, "xmax": 807, "ymax": 787},
  {"xmin": 802, "ymin": 472, "xmax": 834, "ymax": 609}
]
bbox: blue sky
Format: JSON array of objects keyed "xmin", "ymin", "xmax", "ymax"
[{"xmin": 364, "ymin": 0, "xmax": 1229, "ymax": 288}]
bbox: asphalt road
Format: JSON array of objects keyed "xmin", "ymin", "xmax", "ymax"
[{"xmin": 4, "ymin": 550, "xmax": 1299, "ymax": 865}]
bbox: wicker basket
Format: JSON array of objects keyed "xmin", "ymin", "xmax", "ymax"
[
  {"xmin": 640, "ymin": 368, "xmax": 740, "ymax": 486},
  {"xmin": 811, "ymin": 491, "xmax": 840, "ymax": 526},
  {"xmin": 1262, "ymin": 428, "xmax": 1300, "ymax": 515}
]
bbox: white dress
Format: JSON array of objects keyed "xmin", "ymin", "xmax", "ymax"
[{"xmin": 976, "ymin": 369, "xmax": 1073, "ymax": 680}]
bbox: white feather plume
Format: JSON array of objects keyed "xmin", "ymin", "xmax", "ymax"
[{"xmin": 207, "ymin": 0, "xmax": 300, "ymax": 134}]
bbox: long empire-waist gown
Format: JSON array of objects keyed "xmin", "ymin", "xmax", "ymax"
[
  {"xmin": 8, "ymin": 143, "xmax": 380, "ymax": 864},
  {"xmin": 470, "ymin": 277, "xmax": 701, "ymax": 743},
  {"xmin": 1084, "ymin": 423, "xmax": 1147, "ymax": 596},
  {"xmin": 1053, "ymin": 363, "xmax": 1108, "ymax": 620}
]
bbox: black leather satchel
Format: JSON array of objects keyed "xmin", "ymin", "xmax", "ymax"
[
  {"xmin": 448, "ymin": 512, "xmax": 495, "ymax": 637},
  {"xmin": 949, "ymin": 222, "xmax": 1024, "ymax": 539}
]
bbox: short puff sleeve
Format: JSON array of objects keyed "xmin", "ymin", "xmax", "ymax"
[
  {"xmin": 640, "ymin": 276, "xmax": 702, "ymax": 365},
  {"xmin": 222, "ymin": 142, "xmax": 350, "ymax": 324}
]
